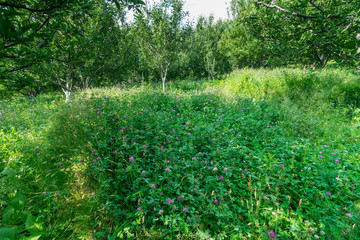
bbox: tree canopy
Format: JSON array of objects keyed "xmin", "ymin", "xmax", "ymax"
[
  {"xmin": 1, "ymin": 0, "xmax": 359, "ymax": 99},
  {"xmin": 229, "ymin": 0, "xmax": 360, "ymax": 68}
]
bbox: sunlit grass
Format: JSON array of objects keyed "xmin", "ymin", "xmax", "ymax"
[{"xmin": 0, "ymin": 68, "xmax": 359, "ymax": 239}]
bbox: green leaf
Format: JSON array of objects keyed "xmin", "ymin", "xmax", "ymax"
[
  {"xmin": 25, "ymin": 214, "xmax": 45, "ymax": 236},
  {"xmin": 11, "ymin": 193, "xmax": 26, "ymax": 211},
  {"xmin": 19, "ymin": 235, "xmax": 42, "ymax": 240},
  {"xmin": 0, "ymin": 227, "xmax": 17, "ymax": 240},
  {"xmin": 2, "ymin": 206, "xmax": 15, "ymax": 224},
  {"xmin": 0, "ymin": 167, "xmax": 17, "ymax": 176}
]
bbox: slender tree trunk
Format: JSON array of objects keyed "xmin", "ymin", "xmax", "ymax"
[
  {"xmin": 64, "ymin": 90, "xmax": 71, "ymax": 102},
  {"xmin": 160, "ymin": 64, "xmax": 168, "ymax": 92},
  {"xmin": 162, "ymin": 76, "xmax": 166, "ymax": 92},
  {"xmin": 316, "ymin": 50, "xmax": 329, "ymax": 68},
  {"xmin": 62, "ymin": 81, "xmax": 72, "ymax": 102}
]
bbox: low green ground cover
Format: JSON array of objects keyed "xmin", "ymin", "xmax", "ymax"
[{"xmin": 0, "ymin": 68, "xmax": 359, "ymax": 239}]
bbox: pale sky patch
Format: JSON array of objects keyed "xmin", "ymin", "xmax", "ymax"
[
  {"xmin": 183, "ymin": 0, "xmax": 230, "ymax": 21},
  {"xmin": 126, "ymin": 0, "xmax": 230, "ymax": 23}
]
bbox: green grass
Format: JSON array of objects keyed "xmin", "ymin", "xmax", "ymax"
[
  {"xmin": 0, "ymin": 68, "xmax": 360, "ymax": 239},
  {"xmin": 220, "ymin": 68, "xmax": 360, "ymax": 143}
]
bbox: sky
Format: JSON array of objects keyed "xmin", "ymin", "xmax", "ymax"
[
  {"xmin": 127, "ymin": 0, "xmax": 230, "ymax": 22},
  {"xmin": 183, "ymin": 0, "xmax": 230, "ymax": 21}
]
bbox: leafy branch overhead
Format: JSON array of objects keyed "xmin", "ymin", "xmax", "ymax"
[
  {"xmin": 0, "ymin": 0, "xmax": 144, "ymax": 73},
  {"xmin": 230, "ymin": 0, "xmax": 360, "ymax": 68}
]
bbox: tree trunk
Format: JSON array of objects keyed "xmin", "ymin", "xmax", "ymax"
[
  {"xmin": 160, "ymin": 64, "xmax": 168, "ymax": 92},
  {"xmin": 62, "ymin": 81, "xmax": 72, "ymax": 102},
  {"xmin": 162, "ymin": 76, "xmax": 166, "ymax": 92},
  {"xmin": 65, "ymin": 90, "xmax": 71, "ymax": 102}
]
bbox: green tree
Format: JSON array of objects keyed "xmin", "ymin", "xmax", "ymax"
[
  {"xmin": 134, "ymin": 0, "xmax": 186, "ymax": 92},
  {"xmin": 39, "ymin": 1, "xmax": 136, "ymax": 101},
  {"xmin": 0, "ymin": 0, "xmax": 143, "ymax": 99},
  {"xmin": 229, "ymin": 0, "xmax": 360, "ymax": 68},
  {"xmin": 171, "ymin": 16, "xmax": 231, "ymax": 79}
]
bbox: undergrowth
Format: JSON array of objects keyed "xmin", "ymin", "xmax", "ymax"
[{"xmin": 0, "ymin": 68, "xmax": 360, "ymax": 239}]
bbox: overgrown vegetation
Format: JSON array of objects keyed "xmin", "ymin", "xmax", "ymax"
[
  {"xmin": 1, "ymin": 69, "xmax": 360, "ymax": 239},
  {"xmin": 1, "ymin": 0, "xmax": 360, "ymax": 239}
]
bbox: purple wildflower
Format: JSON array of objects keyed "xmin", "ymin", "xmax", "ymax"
[
  {"xmin": 268, "ymin": 230, "xmax": 277, "ymax": 239},
  {"xmin": 220, "ymin": 176, "xmax": 224, "ymax": 180},
  {"xmin": 346, "ymin": 213, "xmax": 353, "ymax": 218},
  {"xmin": 151, "ymin": 184, "xmax": 155, "ymax": 189},
  {"xmin": 326, "ymin": 192, "xmax": 331, "ymax": 197},
  {"xmin": 165, "ymin": 168, "xmax": 170, "ymax": 171},
  {"xmin": 177, "ymin": 195, "xmax": 183, "ymax": 201},
  {"xmin": 129, "ymin": 156, "xmax": 134, "ymax": 162},
  {"xmin": 183, "ymin": 207, "xmax": 188, "ymax": 212}
]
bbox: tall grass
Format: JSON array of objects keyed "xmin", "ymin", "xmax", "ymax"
[{"xmin": 220, "ymin": 68, "xmax": 360, "ymax": 143}]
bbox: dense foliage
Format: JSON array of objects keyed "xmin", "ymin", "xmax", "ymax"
[
  {"xmin": 1, "ymin": 69, "xmax": 360, "ymax": 239},
  {"xmin": 1, "ymin": 0, "xmax": 360, "ymax": 239},
  {"xmin": 227, "ymin": 0, "xmax": 360, "ymax": 69},
  {"xmin": 2, "ymin": 0, "xmax": 358, "ymax": 99}
]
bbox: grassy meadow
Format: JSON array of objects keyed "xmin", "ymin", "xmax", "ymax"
[{"xmin": 1, "ymin": 68, "xmax": 360, "ymax": 239}]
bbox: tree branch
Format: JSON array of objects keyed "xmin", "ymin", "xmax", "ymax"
[
  {"xmin": 327, "ymin": 43, "xmax": 360, "ymax": 62},
  {"xmin": 309, "ymin": 0, "xmax": 323, "ymax": 12},
  {"xmin": 8, "ymin": 62, "xmax": 36, "ymax": 72},
  {"xmin": 256, "ymin": 1, "xmax": 316, "ymax": 18},
  {"xmin": 36, "ymin": 16, "xmax": 51, "ymax": 32},
  {"xmin": 0, "ymin": 1, "xmax": 65, "ymax": 12},
  {"xmin": 348, "ymin": 55, "xmax": 360, "ymax": 61},
  {"xmin": 4, "ymin": 42, "xmax": 19, "ymax": 49},
  {"xmin": 3, "ymin": 54, "xmax": 19, "ymax": 59}
]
